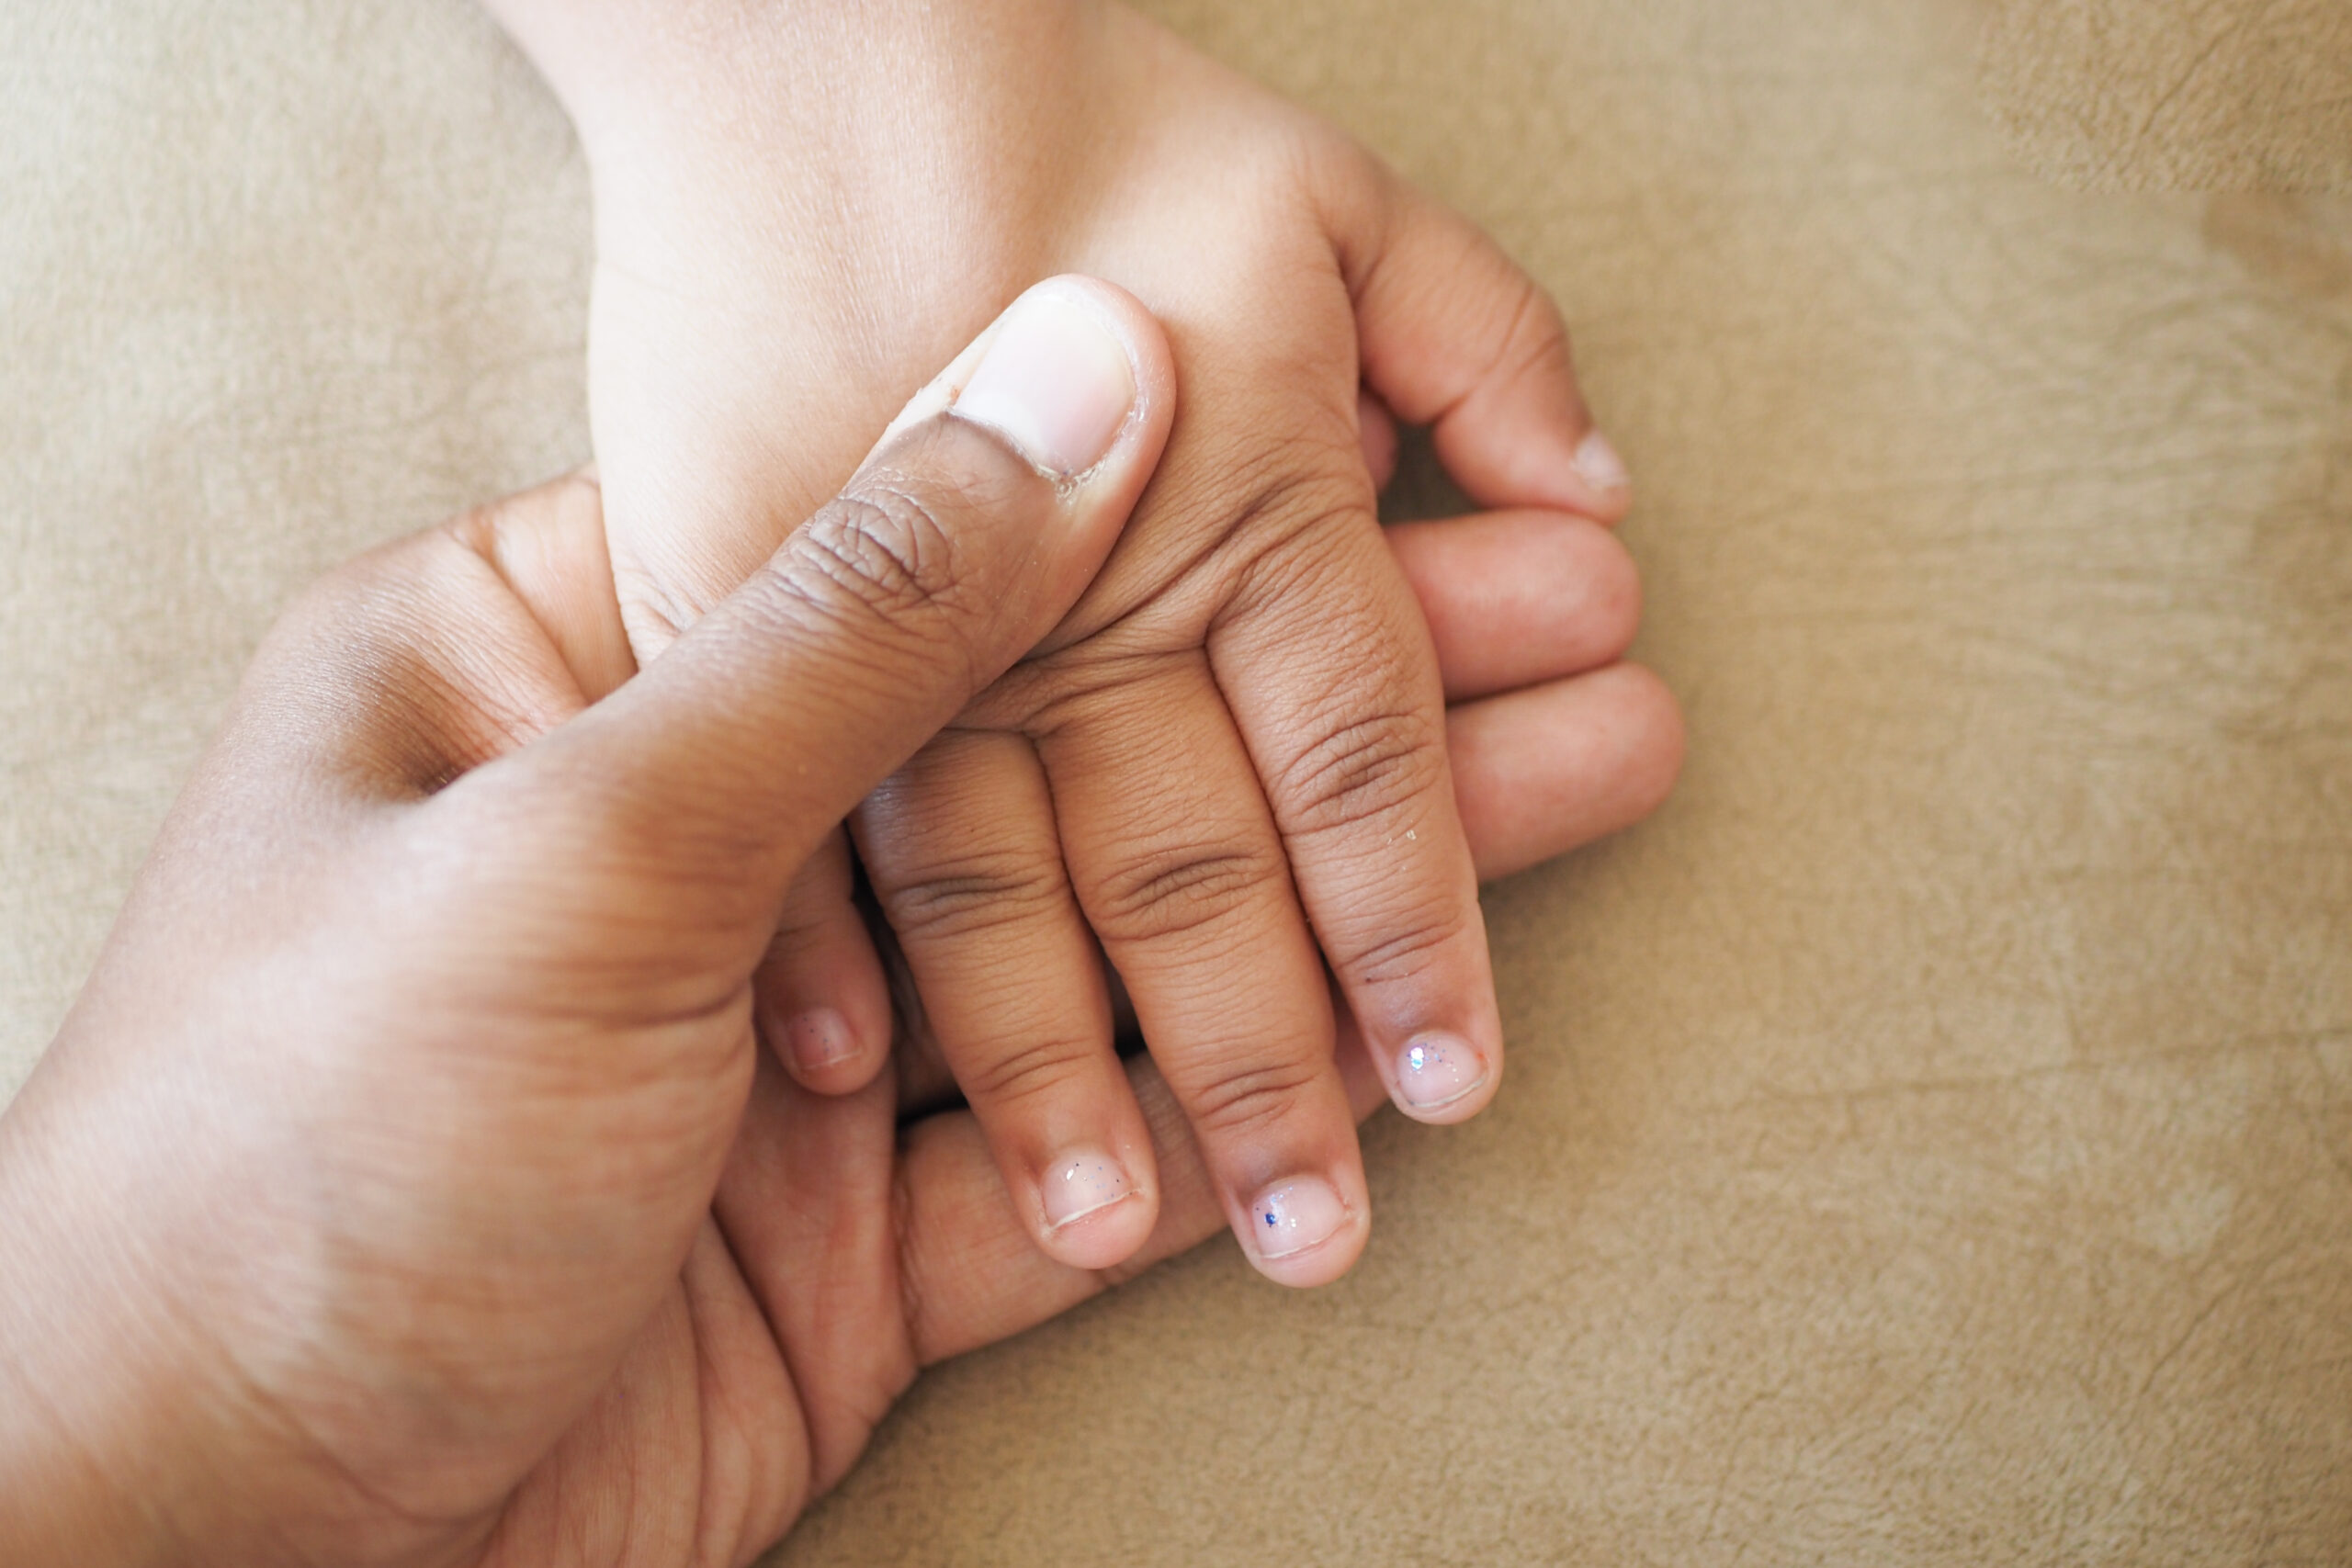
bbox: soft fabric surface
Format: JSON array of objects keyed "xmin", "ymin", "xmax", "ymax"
[{"xmin": 5, "ymin": 2, "xmax": 2346, "ymax": 1562}]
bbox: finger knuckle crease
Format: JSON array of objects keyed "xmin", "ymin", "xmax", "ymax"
[
  {"xmin": 1277, "ymin": 708, "xmax": 1444, "ymax": 835},
  {"xmin": 1337, "ymin": 907, "xmax": 1472, "ymax": 988},
  {"xmin": 957, "ymin": 1035, "xmax": 1103, "ymax": 1109},
  {"xmin": 788, "ymin": 487, "xmax": 972, "ymax": 628},
  {"xmin": 1490, "ymin": 273, "xmax": 1570, "ymax": 395},
  {"xmin": 1088, "ymin": 847, "xmax": 1280, "ymax": 942},
  {"xmin": 1182, "ymin": 1058, "xmax": 1328, "ymax": 1142},
  {"xmin": 894, "ymin": 1173, "xmax": 936, "ymax": 1359},
  {"xmin": 880, "ymin": 855, "xmax": 1069, "ymax": 942},
  {"xmin": 1170, "ymin": 450, "xmax": 1366, "ymax": 592}
]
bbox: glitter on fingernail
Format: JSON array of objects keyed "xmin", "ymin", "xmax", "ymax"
[
  {"xmin": 1396, "ymin": 1034, "xmax": 1487, "ymax": 1111},
  {"xmin": 1250, "ymin": 1179, "xmax": 1349, "ymax": 1260},
  {"xmin": 1043, "ymin": 1149, "xmax": 1136, "ymax": 1230}
]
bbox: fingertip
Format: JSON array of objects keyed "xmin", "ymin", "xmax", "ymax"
[
  {"xmin": 1238, "ymin": 1171, "xmax": 1372, "ymax": 1288},
  {"xmin": 1385, "ymin": 1031, "xmax": 1502, "ymax": 1126},
  {"xmin": 1564, "ymin": 430, "xmax": 1635, "ymax": 525},
  {"xmin": 1612, "ymin": 660, "xmax": 1689, "ymax": 820},
  {"xmin": 1450, "ymin": 660, "xmax": 1688, "ymax": 884},
  {"xmin": 774, "ymin": 1003, "xmax": 890, "ymax": 1097},
  {"xmin": 1034, "ymin": 1149, "xmax": 1161, "ymax": 1271},
  {"xmin": 1386, "ymin": 508, "xmax": 1645, "ymax": 702},
  {"xmin": 755, "ymin": 837, "xmax": 898, "ymax": 1097}
]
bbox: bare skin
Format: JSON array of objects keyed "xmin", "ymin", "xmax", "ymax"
[
  {"xmin": 486, "ymin": 0, "xmax": 1683, "ymax": 1283},
  {"xmin": 0, "ymin": 279, "xmax": 1675, "ymax": 1567}
]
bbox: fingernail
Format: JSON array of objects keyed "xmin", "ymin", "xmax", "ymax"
[
  {"xmin": 784, "ymin": 1007, "xmax": 857, "ymax": 1075},
  {"xmin": 954, "ymin": 289, "xmax": 1137, "ymax": 476},
  {"xmin": 1249, "ymin": 1177, "xmax": 1349, "ymax": 1260},
  {"xmin": 1573, "ymin": 429, "xmax": 1630, "ymax": 492},
  {"xmin": 1396, "ymin": 1033, "xmax": 1488, "ymax": 1111},
  {"xmin": 1041, "ymin": 1148, "xmax": 1137, "ymax": 1230}
]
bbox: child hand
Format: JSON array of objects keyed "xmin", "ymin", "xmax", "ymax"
[{"xmin": 493, "ymin": 0, "xmax": 1672, "ymax": 1284}]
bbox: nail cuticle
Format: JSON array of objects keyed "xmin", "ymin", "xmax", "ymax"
[{"xmin": 1046, "ymin": 1189, "xmax": 1139, "ymax": 1233}]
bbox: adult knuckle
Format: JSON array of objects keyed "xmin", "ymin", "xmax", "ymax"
[
  {"xmin": 518, "ymin": 765, "xmax": 678, "ymax": 874},
  {"xmin": 508, "ymin": 742, "xmax": 752, "ymax": 910},
  {"xmin": 788, "ymin": 484, "xmax": 972, "ymax": 627},
  {"xmin": 282, "ymin": 547, "xmax": 413, "ymax": 660}
]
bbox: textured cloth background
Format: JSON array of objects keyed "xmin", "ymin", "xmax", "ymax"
[
  {"xmin": 5, "ymin": 2, "xmax": 2349, "ymax": 1562},
  {"xmin": 1983, "ymin": 0, "xmax": 2352, "ymax": 189}
]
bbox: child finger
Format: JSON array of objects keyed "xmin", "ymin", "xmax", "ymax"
[
  {"xmin": 1212, "ymin": 510, "xmax": 1505, "ymax": 1130},
  {"xmin": 1040, "ymin": 660, "xmax": 1371, "ymax": 1288},
  {"xmin": 752, "ymin": 829, "xmax": 896, "ymax": 1096},
  {"xmin": 854, "ymin": 729, "xmax": 1159, "ymax": 1271},
  {"xmin": 1329, "ymin": 160, "xmax": 1630, "ymax": 524}
]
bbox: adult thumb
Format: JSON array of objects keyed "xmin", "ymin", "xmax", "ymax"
[{"xmin": 486, "ymin": 276, "xmax": 1173, "ymax": 934}]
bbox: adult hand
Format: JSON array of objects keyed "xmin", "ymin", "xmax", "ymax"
[{"xmin": 0, "ymin": 283, "xmax": 1180, "ymax": 1568}]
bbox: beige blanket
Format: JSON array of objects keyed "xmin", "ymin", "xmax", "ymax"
[{"xmin": 4, "ymin": 1, "xmax": 2346, "ymax": 1561}]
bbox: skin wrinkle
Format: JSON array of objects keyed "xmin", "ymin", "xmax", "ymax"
[
  {"xmin": 1035, "ymin": 457, "xmax": 1347, "ymax": 658},
  {"xmin": 1083, "ymin": 845, "xmax": 1283, "ymax": 942},
  {"xmin": 0, "ymin": 3, "xmax": 1699, "ymax": 1557},
  {"xmin": 549, "ymin": 1, "xmax": 1561, "ymax": 1300},
  {"xmin": 818, "ymin": 477, "xmax": 980, "ymax": 614},
  {"xmin": 1267, "ymin": 703, "xmax": 1451, "ymax": 839},
  {"xmin": 944, "ymin": 1030, "xmax": 1114, "ymax": 1111},
  {"xmin": 870, "ymin": 853, "xmax": 1077, "ymax": 943},
  {"xmin": 973, "ymin": 643, "xmax": 1201, "ymax": 735},
  {"xmin": 891, "ymin": 1138, "xmax": 950, "ymax": 1369},
  {"xmin": 1324, "ymin": 901, "xmax": 1476, "ymax": 991},
  {"xmin": 703, "ymin": 1166, "xmax": 816, "ymax": 1543},
  {"xmin": 1159, "ymin": 1055, "xmax": 1333, "ymax": 1145}
]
